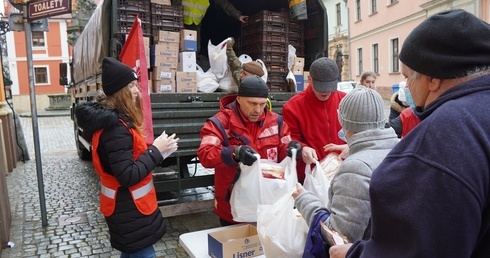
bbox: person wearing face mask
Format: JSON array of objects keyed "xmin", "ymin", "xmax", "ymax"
[
  {"xmin": 330, "ymin": 9, "xmax": 490, "ymax": 258},
  {"xmin": 386, "ymin": 81, "xmax": 420, "ymax": 138},
  {"xmin": 75, "ymin": 57, "xmax": 179, "ymax": 257},
  {"xmin": 198, "ymin": 75, "xmax": 301, "ymax": 226},
  {"xmin": 292, "ymin": 86, "xmax": 398, "ymax": 257},
  {"xmin": 282, "ymin": 57, "xmax": 348, "ymax": 183}
]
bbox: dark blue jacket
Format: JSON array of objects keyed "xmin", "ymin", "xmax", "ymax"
[{"xmin": 347, "ymin": 74, "xmax": 490, "ymax": 257}]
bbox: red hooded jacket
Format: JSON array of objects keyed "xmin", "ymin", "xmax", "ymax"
[{"xmin": 198, "ymin": 95, "xmax": 292, "ymax": 223}]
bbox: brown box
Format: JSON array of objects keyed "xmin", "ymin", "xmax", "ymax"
[
  {"xmin": 293, "ymin": 57, "xmax": 305, "ymax": 67},
  {"xmin": 152, "ymin": 43, "xmax": 179, "ymax": 58},
  {"xmin": 154, "ymin": 30, "xmax": 180, "ymax": 44},
  {"xmin": 303, "ymin": 71, "xmax": 310, "ymax": 89},
  {"xmin": 179, "ymin": 29, "xmax": 198, "ymax": 52},
  {"xmin": 175, "ymin": 71, "xmax": 197, "ymax": 93},
  {"xmin": 152, "ymin": 67, "xmax": 175, "ymax": 81},
  {"xmin": 152, "ymin": 80, "xmax": 175, "ymax": 93},
  {"xmin": 208, "ymin": 225, "xmax": 264, "ymax": 258},
  {"xmin": 153, "ymin": 56, "xmax": 178, "ymax": 70}
]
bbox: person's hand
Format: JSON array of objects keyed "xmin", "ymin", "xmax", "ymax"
[
  {"xmin": 301, "ymin": 146, "xmax": 318, "ymax": 164},
  {"xmin": 153, "ymin": 131, "xmax": 179, "ymax": 153},
  {"xmin": 329, "ymin": 243, "xmax": 353, "ymax": 258},
  {"xmin": 234, "ymin": 145, "xmax": 258, "ymax": 166},
  {"xmin": 239, "ymin": 15, "xmax": 248, "ymax": 24},
  {"xmin": 286, "ymin": 141, "xmax": 302, "ymax": 159},
  {"xmin": 323, "ymin": 143, "xmax": 349, "ymax": 160},
  {"xmin": 292, "ymin": 183, "xmax": 306, "ymax": 199},
  {"xmin": 226, "ymin": 37, "xmax": 235, "ymax": 50}
]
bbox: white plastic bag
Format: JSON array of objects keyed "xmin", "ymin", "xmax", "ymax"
[
  {"xmin": 230, "ymin": 150, "xmax": 298, "ymax": 222},
  {"xmin": 257, "ymin": 190, "xmax": 309, "ymax": 258},
  {"xmin": 207, "ymin": 39, "xmax": 230, "ymax": 81},
  {"xmin": 196, "ymin": 64, "xmax": 219, "ymax": 93},
  {"xmin": 303, "ymin": 160, "xmax": 331, "ymax": 207}
]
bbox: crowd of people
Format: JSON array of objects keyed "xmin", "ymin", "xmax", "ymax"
[{"xmin": 73, "ymin": 8, "xmax": 490, "ymax": 258}]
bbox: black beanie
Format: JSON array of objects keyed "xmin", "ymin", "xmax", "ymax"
[
  {"xmin": 238, "ymin": 75, "xmax": 269, "ymax": 98},
  {"xmin": 399, "ymin": 9, "xmax": 490, "ymax": 79},
  {"xmin": 102, "ymin": 57, "xmax": 138, "ymax": 96}
]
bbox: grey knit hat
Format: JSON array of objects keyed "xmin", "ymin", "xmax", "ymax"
[{"xmin": 339, "ymin": 86, "xmax": 386, "ymax": 132}]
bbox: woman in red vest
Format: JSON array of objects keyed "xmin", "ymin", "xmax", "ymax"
[{"xmin": 75, "ymin": 57, "xmax": 179, "ymax": 258}]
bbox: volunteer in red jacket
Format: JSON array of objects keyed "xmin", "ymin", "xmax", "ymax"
[
  {"xmin": 282, "ymin": 57, "xmax": 347, "ymax": 182},
  {"xmin": 198, "ymin": 75, "xmax": 301, "ymax": 225},
  {"xmin": 75, "ymin": 57, "xmax": 179, "ymax": 257}
]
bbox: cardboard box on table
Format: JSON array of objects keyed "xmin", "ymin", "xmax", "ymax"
[
  {"xmin": 175, "ymin": 72, "xmax": 197, "ymax": 93},
  {"xmin": 178, "ymin": 51, "xmax": 197, "ymax": 72},
  {"xmin": 208, "ymin": 225, "xmax": 264, "ymax": 258},
  {"xmin": 180, "ymin": 29, "xmax": 198, "ymax": 52}
]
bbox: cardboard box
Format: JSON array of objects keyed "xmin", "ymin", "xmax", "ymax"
[
  {"xmin": 152, "ymin": 67, "xmax": 175, "ymax": 81},
  {"xmin": 292, "ymin": 66, "xmax": 304, "ymax": 75},
  {"xmin": 180, "ymin": 29, "xmax": 198, "ymax": 52},
  {"xmin": 152, "ymin": 80, "xmax": 175, "ymax": 93},
  {"xmin": 175, "ymin": 71, "xmax": 197, "ymax": 93},
  {"xmin": 150, "ymin": 43, "xmax": 179, "ymax": 58},
  {"xmin": 208, "ymin": 225, "xmax": 264, "ymax": 258},
  {"xmin": 153, "ymin": 30, "xmax": 180, "ymax": 44},
  {"xmin": 178, "ymin": 51, "xmax": 197, "ymax": 72},
  {"xmin": 293, "ymin": 57, "xmax": 305, "ymax": 67},
  {"xmin": 176, "ymin": 81, "xmax": 197, "ymax": 93},
  {"xmin": 152, "ymin": 55, "xmax": 178, "ymax": 70}
]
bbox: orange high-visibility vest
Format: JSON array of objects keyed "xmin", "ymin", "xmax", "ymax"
[{"xmin": 92, "ymin": 121, "xmax": 157, "ymax": 216}]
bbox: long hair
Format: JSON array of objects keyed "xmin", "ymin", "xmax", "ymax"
[
  {"xmin": 96, "ymin": 85, "xmax": 145, "ymax": 136},
  {"xmin": 360, "ymin": 71, "xmax": 376, "ymax": 84}
]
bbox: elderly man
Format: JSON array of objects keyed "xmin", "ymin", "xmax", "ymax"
[
  {"xmin": 330, "ymin": 9, "xmax": 490, "ymax": 258},
  {"xmin": 198, "ymin": 75, "xmax": 300, "ymax": 226}
]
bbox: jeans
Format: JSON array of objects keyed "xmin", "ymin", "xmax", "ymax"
[{"xmin": 120, "ymin": 245, "xmax": 155, "ymax": 258}]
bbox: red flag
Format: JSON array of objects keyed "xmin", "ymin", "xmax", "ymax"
[{"xmin": 119, "ymin": 15, "xmax": 154, "ymax": 144}]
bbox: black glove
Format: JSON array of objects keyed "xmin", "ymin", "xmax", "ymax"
[
  {"xmin": 287, "ymin": 141, "xmax": 302, "ymax": 159},
  {"xmin": 233, "ymin": 145, "xmax": 258, "ymax": 166}
]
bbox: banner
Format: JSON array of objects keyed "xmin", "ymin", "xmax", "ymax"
[{"xmin": 119, "ymin": 15, "xmax": 154, "ymax": 144}]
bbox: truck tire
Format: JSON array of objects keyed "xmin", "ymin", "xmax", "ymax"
[{"xmin": 74, "ymin": 120, "xmax": 91, "ymax": 161}]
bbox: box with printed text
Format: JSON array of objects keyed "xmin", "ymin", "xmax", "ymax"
[{"xmin": 208, "ymin": 225, "xmax": 264, "ymax": 258}]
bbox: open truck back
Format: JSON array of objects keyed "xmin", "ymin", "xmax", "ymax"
[{"xmin": 68, "ymin": 0, "xmax": 328, "ymax": 217}]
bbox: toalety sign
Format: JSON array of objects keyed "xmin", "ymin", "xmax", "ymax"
[{"xmin": 28, "ymin": 0, "xmax": 72, "ymax": 21}]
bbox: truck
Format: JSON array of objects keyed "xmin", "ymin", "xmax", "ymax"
[{"xmin": 66, "ymin": 0, "xmax": 329, "ymax": 217}]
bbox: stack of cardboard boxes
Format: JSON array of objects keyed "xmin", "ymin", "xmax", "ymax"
[{"xmin": 150, "ymin": 29, "xmax": 198, "ymax": 93}]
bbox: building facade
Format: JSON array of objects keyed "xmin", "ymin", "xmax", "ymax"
[
  {"xmin": 3, "ymin": 1, "xmax": 72, "ymax": 113},
  {"xmin": 325, "ymin": 0, "xmax": 351, "ymax": 82},
  {"xmin": 346, "ymin": 0, "xmax": 489, "ymax": 98}
]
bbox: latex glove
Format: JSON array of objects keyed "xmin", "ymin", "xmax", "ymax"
[
  {"xmin": 233, "ymin": 145, "xmax": 258, "ymax": 166},
  {"xmin": 301, "ymin": 146, "xmax": 318, "ymax": 165},
  {"xmin": 286, "ymin": 140, "xmax": 302, "ymax": 159},
  {"xmin": 153, "ymin": 131, "xmax": 179, "ymax": 157}
]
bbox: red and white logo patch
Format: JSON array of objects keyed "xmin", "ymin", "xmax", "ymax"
[{"xmin": 267, "ymin": 147, "xmax": 278, "ymax": 162}]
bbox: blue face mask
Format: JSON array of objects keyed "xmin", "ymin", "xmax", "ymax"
[
  {"xmin": 338, "ymin": 129, "xmax": 347, "ymax": 142},
  {"xmin": 404, "ymin": 88, "xmax": 416, "ymax": 110}
]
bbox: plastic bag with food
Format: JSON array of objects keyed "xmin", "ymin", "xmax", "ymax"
[{"xmin": 230, "ymin": 150, "xmax": 298, "ymax": 222}]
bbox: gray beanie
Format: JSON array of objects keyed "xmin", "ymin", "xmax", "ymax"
[{"xmin": 339, "ymin": 86, "xmax": 386, "ymax": 132}]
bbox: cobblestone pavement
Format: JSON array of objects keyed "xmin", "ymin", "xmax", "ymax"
[{"xmin": 3, "ymin": 115, "xmax": 220, "ymax": 258}]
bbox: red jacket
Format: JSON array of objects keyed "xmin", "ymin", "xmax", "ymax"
[
  {"xmin": 198, "ymin": 95, "xmax": 292, "ymax": 223},
  {"xmin": 400, "ymin": 108, "xmax": 420, "ymax": 138},
  {"xmin": 282, "ymin": 85, "xmax": 346, "ymax": 182}
]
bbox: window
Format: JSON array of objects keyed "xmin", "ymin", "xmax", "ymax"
[
  {"xmin": 357, "ymin": 48, "xmax": 363, "ymax": 75},
  {"xmin": 372, "ymin": 43, "xmax": 379, "ymax": 74},
  {"xmin": 34, "ymin": 67, "xmax": 49, "ymax": 84},
  {"xmin": 32, "ymin": 31, "xmax": 45, "ymax": 47},
  {"xmin": 390, "ymin": 0, "xmax": 398, "ymax": 4},
  {"xmin": 391, "ymin": 38, "xmax": 399, "ymax": 73},
  {"xmin": 356, "ymin": 0, "xmax": 361, "ymax": 21},
  {"xmin": 371, "ymin": 0, "xmax": 377, "ymax": 14},
  {"xmin": 336, "ymin": 3, "xmax": 341, "ymax": 26}
]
